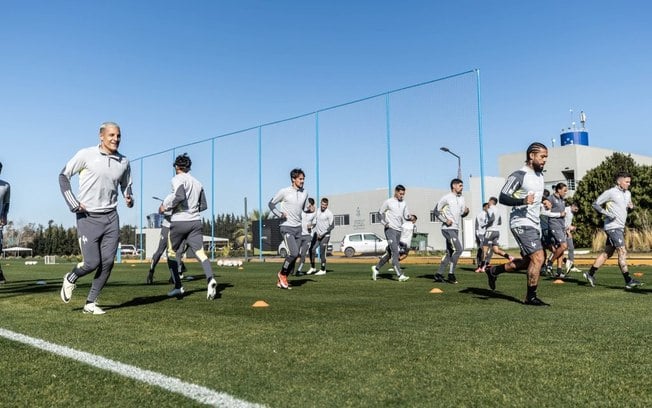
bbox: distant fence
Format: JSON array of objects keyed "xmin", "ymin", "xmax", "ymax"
[{"xmin": 127, "ymin": 69, "xmax": 485, "ymax": 259}]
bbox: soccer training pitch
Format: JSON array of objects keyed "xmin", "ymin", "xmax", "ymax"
[{"xmin": 0, "ymin": 259, "xmax": 650, "ymax": 407}]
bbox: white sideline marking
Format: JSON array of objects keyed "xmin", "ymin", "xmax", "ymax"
[{"xmin": 0, "ymin": 328, "xmax": 265, "ymax": 408}]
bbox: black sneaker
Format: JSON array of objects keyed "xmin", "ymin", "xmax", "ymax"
[
  {"xmin": 625, "ymin": 279, "xmax": 644, "ymax": 289},
  {"xmin": 485, "ymin": 266, "xmax": 497, "ymax": 291},
  {"xmin": 295, "ymin": 271, "xmax": 305, "ymax": 276},
  {"xmin": 524, "ymin": 297, "xmax": 550, "ymax": 306},
  {"xmin": 433, "ymin": 273, "xmax": 446, "ymax": 283},
  {"xmin": 146, "ymin": 271, "xmax": 154, "ymax": 285},
  {"xmin": 446, "ymin": 274, "xmax": 458, "ymax": 284},
  {"xmin": 583, "ymin": 272, "xmax": 596, "ymax": 287},
  {"xmin": 0, "ymin": 271, "xmax": 5, "ymax": 284}
]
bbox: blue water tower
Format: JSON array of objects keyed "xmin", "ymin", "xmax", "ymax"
[
  {"xmin": 560, "ymin": 130, "xmax": 589, "ymax": 146},
  {"xmin": 560, "ymin": 110, "xmax": 589, "ymax": 146}
]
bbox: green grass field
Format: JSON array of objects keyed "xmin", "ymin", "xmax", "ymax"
[{"xmin": 0, "ymin": 259, "xmax": 650, "ymax": 407}]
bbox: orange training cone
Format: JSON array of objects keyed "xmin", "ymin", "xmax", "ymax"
[
  {"xmin": 633, "ymin": 272, "xmax": 644, "ymax": 277},
  {"xmin": 553, "ymin": 279, "xmax": 565, "ymax": 284},
  {"xmin": 430, "ymin": 288, "xmax": 443, "ymax": 294},
  {"xmin": 252, "ymin": 300, "xmax": 269, "ymax": 308}
]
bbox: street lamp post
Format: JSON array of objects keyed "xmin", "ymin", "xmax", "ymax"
[{"xmin": 440, "ymin": 147, "xmax": 462, "ymax": 180}]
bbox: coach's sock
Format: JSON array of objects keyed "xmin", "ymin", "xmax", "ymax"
[
  {"xmin": 589, "ymin": 266, "xmax": 598, "ymax": 277},
  {"xmin": 622, "ymin": 272, "xmax": 631, "ymax": 283},
  {"xmin": 526, "ymin": 285, "xmax": 538, "ymax": 300},
  {"xmin": 556, "ymin": 267, "xmax": 563, "ymax": 276}
]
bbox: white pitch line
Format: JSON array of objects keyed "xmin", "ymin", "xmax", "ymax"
[{"xmin": 0, "ymin": 328, "xmax": 265, "ymax": 408}]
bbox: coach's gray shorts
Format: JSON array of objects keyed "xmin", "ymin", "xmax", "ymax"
[
  {"xmin": 511, "ymin": 226, "xmax": 543, "ymax": 256},
  {"xmin": 605, "ymin": 228, "xmax": 625, "ymax": 248}
]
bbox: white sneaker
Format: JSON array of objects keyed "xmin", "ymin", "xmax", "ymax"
[
  {"xmin": 60, "ymin": 273, "xmax": 76, "ymax": 303},
  {"xmin": 371, "ymin": 266, "xmax": 379, "ymax": 281},
  {"xmin": 570, "ymin": 266, "xmax": 581, "ymax": 273},
  {"xmin": 565, "ymin": 259, "xmax": 573, "ymax": 274},
  {"xmin": 306, "ymin": 268, "xmax": 317, "ymax": 275},
  {"xmin": 398, "ymin": 274, "xmax": 410, "ymax": 282},
  {"xmin": 82, "ymin": 302, "xmax": 105, "ymax": 315},
  {"xmin": 315, "ymin": 270, "xmax": 326, "ymax": 276},
  {"xmin": 207, "ymin": 278, "xmax": 217, "ymax": 300},
  {"xmin": 167, "ymin": 287, "xmax": 185, "ymax": 297}
]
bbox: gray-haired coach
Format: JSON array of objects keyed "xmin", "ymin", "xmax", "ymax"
[{"xmin": 59, "ymin": 122, "xmax": 134, "ymax": 315}]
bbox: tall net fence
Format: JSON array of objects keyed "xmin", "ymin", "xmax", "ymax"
[{"xmin": 126, "ymin": 69, "xmax": 484, "ymax": 258}]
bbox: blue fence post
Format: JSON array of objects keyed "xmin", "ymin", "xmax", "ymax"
[
  {"xmin": 315, "ymin": 112, "xmax": 320, "ymax": 200},
  {"xmin": 385, "ymin": 92, "xmax": 392, "ymax": 196},
  {"xmin": 257, "ymin": 126, "xmax": 263, "ymax": 261},
  {"xmin": 475, "ymin": 68, "xmax": 486, "ymax": 204},
  {"xmin": 210, "ymin": 138, "xmax": 215, "ymax": 260}
]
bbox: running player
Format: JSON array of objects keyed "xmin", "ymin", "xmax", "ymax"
[
  {"xmin": 546, "ymin": 183, "xmax": 568, "ymax": 278},
  {"xmin": 434, "ymin": 178, "xmax": 469, "ymax": 284},
  {"xmin": 160, "ymin": 153, "xmax": 217, "ymax": 300},
  {"xmin": 474, "ymin": 203, "xmax": 488, "ymax": 271},
  {"xmin": 59, "ymin": 122, "xmax": 134, "ymax": 315},
  {"xmin": 0, "ymin": 162, "xmax": 10, "ymax": 284},
  {"xmin": 584, "ymin": 171, "xmax": 643, "ymax": 289},
  {"xmin": 308, "ymin": 197, "xmax": 334, "ymax": 276},
  {"xmin": 371, "ymin": 185, "xmax": 412, "ymax": 282},
  {"xmin": 269, "ymin": 168, "xmax": 310, "ymax": 289},
  {"xmin": 563, "ymin": 202, "xmax": 581, "ymax": 275},
  {"xmin": 295, "ymin": 198, "xmax": 316, "ymax": 276},
  {"xmin": 485, "ymin": 142, "xmax": 550, "ymax": 306},
  {"xmin": 478, "ymin": 196, "xmax": 514, "ymax": 272}
]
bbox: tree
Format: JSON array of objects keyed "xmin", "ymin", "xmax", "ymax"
[{"xmin": 232, "ymin": 209, "xmax": 269, "ymax": 249}]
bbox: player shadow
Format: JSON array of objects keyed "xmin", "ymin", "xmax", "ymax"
[
  {"xmin": 143, "ymin": 274, "xmax": 218, "ymax": 286},
  {"xmin": 459, "ymin": 287, "xmax": 523, "ymax": 304},
  {"xmin": 95, "ymin": 294, "xmax": 172, "ymax": 311},
  {"xmin": 418, "ymin": 273, "xmax": 459, "ymax": 281},
  {"xmin": 293, "ymin": 268, "xmax": 333, "ymax": 277},
  {"xmin": 106, "ymin": 282, "xmax": 234, "ymax": 310},
  {"xmin": 0, "ymin": 279, "xmax": 59, "ymax": 299},
  {"xmin": 287, "ymin": 278, "xmax": 315, "ymax": 287},
  {"xmin": 375, "ymin": 272, "xmax": 402, "ymax": 281},
  {"xmin": 558, "ymin": 276, "xmax": 592, "ymax": 286},
  {"xmin": 602, "ymin": 284, "xmax": 650, "ymax": 294}
]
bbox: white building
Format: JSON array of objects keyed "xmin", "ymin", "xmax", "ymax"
[
  {"xmin": 325, "ymin": 178, "xmax": 509, "ymax": 253},
  {"xmin": 499, "ymin": 143, "xmax": 652, "ymax": 198},
  {"xmin": 325, "ymin": 142, "xmax": 652, "ymax": 252}
]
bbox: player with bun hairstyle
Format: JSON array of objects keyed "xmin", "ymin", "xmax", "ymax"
[{"xmin": 485, "ymin": 142, "xmax": 550, "ymax": 306}]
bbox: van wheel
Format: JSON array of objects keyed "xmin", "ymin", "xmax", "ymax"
[
  {"xmin": 344, "ymin": 247, "xmax": 355, "ymax": 257},
  {"xmin": 279, "ymin": 248, "xmax": 288, "ymax": 258}
]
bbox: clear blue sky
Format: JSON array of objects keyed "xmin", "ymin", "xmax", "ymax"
[{"xmin": 1, "ymin": 0, "xmax": 650, "ymax": 228}]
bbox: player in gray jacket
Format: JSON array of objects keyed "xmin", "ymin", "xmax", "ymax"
[
  {"xmin": 434, "ymin": 178, "xmax": 469, "ymax": 284},
  {"xmin": 371, "ymin": 185, "xmax": 412, "ymax": 282},
  {"xmin": 583, "ymin": 171, "xmax": 643, "ymax": 289},
  {"xmin": 0, "ymin": 162, "xmax": 10, "ymax": 284},
  {"xmin": 308, "ymin": 197, "xmax": 334, "ymax": 275},
  {"xmin": 485, "ymin": 142, "xmax": 550, "ymax": 306},
  {"xmin": 59, "ymin": 122, "xmax": 133, "ymax": 315},
  {"xmin": 269, "ymin": 168, "xmax": 310, "ymax": 289},
  {"xmin": 160, "ymin": 153, "xmax": 217, "ymax": 300}
]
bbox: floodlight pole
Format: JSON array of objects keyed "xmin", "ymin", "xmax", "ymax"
[{"xmin": 440, "ymin": 147, "xmax": 462, "ymax": 180}]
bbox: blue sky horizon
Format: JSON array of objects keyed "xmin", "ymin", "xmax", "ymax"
[{"xmin": 1, "ymin": 1, "xmax": 650, "ymax": 228}]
